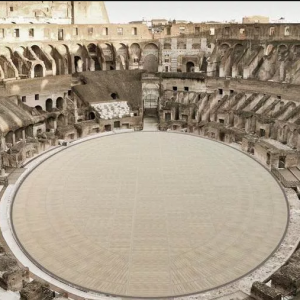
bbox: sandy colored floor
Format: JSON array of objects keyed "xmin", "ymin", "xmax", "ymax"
[{"xmin": 12, "ymin": 132, "xmax": 288, "ymax": 298}]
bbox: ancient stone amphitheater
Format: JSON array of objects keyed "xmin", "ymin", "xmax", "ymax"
[{"xmin": 0, "ymin": 2, "xmax": 300, "ymax": 300}]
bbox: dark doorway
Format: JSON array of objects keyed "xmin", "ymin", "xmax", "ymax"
[
  {"xmin": 35, "ymin": 105, "xmax": 43, "ymax": 113},
  {"xmin": 278, "ymin": 156, "xmax": 286, "ymax": 168},
  {"xmin": 220, "ymin": 132, "xmax": 225, "ymax": 142},
  {"xmin": 111, "ymin": 93, "xmax": 118, "ymax": 100},
  {"xmin": 56, "ymin": 97, "xmax": 64, "ymax": 110},
  {"xmin": 175, "ymin": 106, "xmax": 179, "ymax": 120},
  {"xmin": 186, "ymin": 61, "xmax": 195, "ymax": 73},
  {"xmin": 74, "ymin": 56, "xmax": 81, "ymax": 71},
  {"xmin": 57, "ymin": 114, "xmax": 65, "ymax": 127},
  {"xmin": 267, "ymin": 152, "xmax": 271, "ymax": 165},
  {"xmin": 46, "ymin": 99, "xmax": 53, "ymax": 112},
  {"xmin": 34, "ymin": 64, "xmax": 43, "ymax": 77},
  {"xmin": 89, "ymin": 112, "xmax": 95, "ymax": 120},
  {"xmin": 260, "ymin": 128, "xmax": 266, "ymax": 137},
  {"xmin": 92, "ymin": 57, "xmax": 101, "ymax": 70},
  {"xmin": 105, "ymin": 124, "xmax": 112, "ymax": 131}
]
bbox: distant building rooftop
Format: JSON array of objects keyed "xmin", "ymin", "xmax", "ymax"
[{"xmin": 242, "ymin": 15, "xmax": 269, "ymax": 23}]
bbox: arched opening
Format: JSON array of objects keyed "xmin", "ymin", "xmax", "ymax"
[
  {"xmin": 186, "ymin": 62, "xmax": 195, "ymax": 73},
  {"xmin": 110, "ymin": 93, "xmax": 118, "ymax": 100},
  {"xmin": 46, "ymin": 117, "xmax": 55, "ymax": 131},
  {"xmin": 74, "ymin": 56, "xmax": 81, "ymax": 71},
  {"xmin": 25, "ymin": 125, "xmax": 33, "ymax": 138},
  {"xmin": 130, "ymin": 43, "xmax": 141, "ymax": 60},
  {"xmin": 46, "ymin": 98, "xmax": 53, "ymax": 112},
  {"xmin": 5, "ymin": 131, "xmax": 13, "ymax": 145},
  {"xmin": 92, "ymin": 57, "xmax": 101, "ymax": 71},
  {"xmin": 56, "ymin": 97, "xmax": 63, "ymax": 110},
  {"xmin": 57, "ymin": 114, "xmax": 65, "ymax": 127},
  {"xmin": 31, "ymin": 45, "xmax": 42, "ymax": 59},
  {"xmin": 15, "ymin": 128, "xmax": 23, "ymax": 142},
  {"xmin": 35, "ymin": 105, "xmax": 43, "ymax": 113},
  {"xmin": 89, "ymin": 112, "xmax": 96, "ymax": 120},
  {"xmin": 87, "ymin": 43, "xmax": 97, "ymax": 53},
  {"xmin": 34, "ymin": 64, "xmax": 43, "ymax": 77},
  {"xmin": 219, "ymin": 43, "xmax": 230, "ymax": 56}
]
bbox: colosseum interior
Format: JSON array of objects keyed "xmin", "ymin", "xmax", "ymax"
[{"xmin": 1, "ymin": 1, "xmax": 300, "ymax": 300}]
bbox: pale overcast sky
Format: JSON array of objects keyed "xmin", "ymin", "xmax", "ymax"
[{"xmin": 105, "ymin": 1, "xmax": 300, "ymax": 24}]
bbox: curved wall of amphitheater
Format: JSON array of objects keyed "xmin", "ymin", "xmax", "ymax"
[{"xmin": 1, "ymin": 3, "xmax": 300, "ymax": 300}]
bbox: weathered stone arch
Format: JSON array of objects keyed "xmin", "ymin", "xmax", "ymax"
[
  {"xmin": 56, "ymin": 97, "xmax": 64, "ymax": 110},
  {"xmin": 219, "ymin": 43, "xmax": 230, "ymax": 57},
  {"xmin": 33, "ymin": 64, "xmax": 44, "ymax": 77},
  {"xmin": 87, "ymin": 43, "xmax": 101, "ymax": 71},
  {"xmin": 130, "ymin": 43, "xmax": 141, "ymax": 60},
  {"xmin": 116, "ymin": 43, "xmax": 128, "ymax": 70},
  {"xmin": 87, "ymin": 43, "xmax": 97, "ymax": 53},
  {"xmin": 57, "ymin": 114, "xmax": 65, "ymax": 127},
  {"xmin": 278, "ymin": 44, "xmax": 288, "ymax": 53},
  {"xmin": 46, "ymin": 98, "xmax": 53, "ymax": 112},
  {"xmin": 99, "ymin": 43, "xmax": 115, "ymax": 70},
  {"xmin": 186, "ymin": 61, "xmax": 195, "ymax": 73},
  {"xmin": 0, "ymin": 46, "xmax": 12, "ymax": 57},
  {"xmin": 35, "ymin": 105, "xmax": 43, "ymax": 113},
  {"xmin": 143, "ymin": 43, "xmax": 159, "ymax": 51},
  {"xmin": 46, "ymin": 117, "xmax": 55, "ymax": 131}
]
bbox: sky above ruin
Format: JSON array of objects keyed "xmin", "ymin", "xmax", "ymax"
[{"xmin": 105, "ymin": 1, "xmax": 300, "ymax": 24}]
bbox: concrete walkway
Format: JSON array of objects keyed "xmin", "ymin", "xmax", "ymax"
[{"xmin": 143, "ymin": 116, "xmax": 158, "ymax": 131}]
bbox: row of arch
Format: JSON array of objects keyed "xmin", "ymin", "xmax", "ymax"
[
  {"xmin": 0, "ymin": 41, "xmax": 161, "ymax": 78},
  {"xmin": 4, "ymin": 114, "xmax": 66, "ymax": 145},
  {"xmin": 35, "ymin": 97, "xmax": 64, "ymax": 112}
]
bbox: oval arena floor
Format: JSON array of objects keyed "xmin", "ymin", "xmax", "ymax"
[{"xmin": 12, "ymin": 132, "xmax": 288, "ymax": 298}]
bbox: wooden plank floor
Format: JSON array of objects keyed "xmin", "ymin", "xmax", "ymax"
[{"xmin": 12, "ymin": 132, "xmax": 288, "ymax": 298}]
